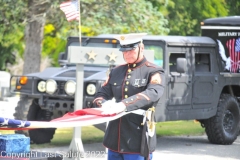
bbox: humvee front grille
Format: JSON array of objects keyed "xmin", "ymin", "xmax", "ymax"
[{"xmin": 57, "ymin": 81, "xmax": 66, "ymax": 95}]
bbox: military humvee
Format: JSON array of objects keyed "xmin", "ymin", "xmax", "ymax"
[{"xmin": 12, "ymin": 16, "xmax": 240, "ymax": 144}]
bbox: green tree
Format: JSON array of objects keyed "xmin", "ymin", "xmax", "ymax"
[
  {"xmin": 147, "ymin": 0, "xmax": 172, "ymax": 16},
  {"xmin": 0, "ymin": 0, "xmax": 64, "ymax": 73},
  {"xmin": 226, "ymin": 0, "xmax": 240, "ymax": 15},
  {"xmin": 42, "ymin": 24, "xmax": 67, "ymax": 67},
  {"xmin": 41, "ymin": 0, "xmax": 170, "ymax": 67},
  {"xmin": 2, "ymin": 0, "xmax": 236, "ymax": 71},
  {"xmin": 80, "ymin": 0, "xmax": 169, "ymax": 35},
  {"xmin": 166, "ymin": 0, "xmax": 228, "ymax": 36},
  {"xmin": 1, "ymin": 0, "xmax": 170, "ymax": 71},
  {"xmin": 0, "ymin": 1, "xmax": 26, "ymax": 70}
]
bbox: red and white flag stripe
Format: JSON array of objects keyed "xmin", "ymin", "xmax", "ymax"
[
  {"xmin": 0, "ymin": 108, "xmax": 145, "ymax": 130},
  {"xmin": 226, "ymin": 38, "xmax": 240, "ymax": 73},
  {"xmin": 60, "ymin": 0, "xmax": 80, "ymax": 22}
]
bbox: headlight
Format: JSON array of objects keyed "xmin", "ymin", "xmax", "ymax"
[
  {"xmin": 46, "ymin": 79, "xmax": 57, "ymax": 94},
  {"xmin": 64, "ymin": 80, "xmax": 76, "ymax": 96},
  {"xmin": 86, "ymin": 83, "xmax": 96, "ymax": 95},
  {"xmin": 37, "ymin": 81, "xmax": 46, "ymax": 92}
]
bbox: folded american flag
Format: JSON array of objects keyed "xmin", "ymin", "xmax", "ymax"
[
  {"xmin": 60, "ymin": 0, "xmax": 80, "ymax": 22},
  {"xmin": 0, "ymin": 108, "xmax": 127, "ymax": 130}
]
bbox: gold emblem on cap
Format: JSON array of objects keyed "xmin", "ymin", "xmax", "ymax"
[
  {"xmin": 120, "ymin": 36, "xmax": 125, "ymax": 40},
  {"xmin": 87, "ymin": 50, "xmax": 97, "ymax": 60},
  {"xmin": 107, "ymin": 52, "xmax": 118, "ymax": 62}
]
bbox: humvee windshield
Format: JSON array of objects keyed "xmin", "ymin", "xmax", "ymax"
[
  {"xmin": 115, "ymin": 43, "xmax": 163, "ymax": 68},
  {"xmin": 145, "ymin": 45, "xmax": 163, "ymax": 67}
]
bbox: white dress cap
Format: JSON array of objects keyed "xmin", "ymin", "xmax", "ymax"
[{"xmin": 114, "ymin": 33, "xmax": 147, "ymax": 45}]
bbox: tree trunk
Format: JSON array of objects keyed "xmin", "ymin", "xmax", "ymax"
[
  {"xmin": 23, "ymin": 0, "xmax": 51, "ymax": 74},
  {"xmin": 23, "ymin": 21, "xmax": 43, "ymax": 74}
]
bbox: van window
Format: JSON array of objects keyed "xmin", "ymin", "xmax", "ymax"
[
  {"xmin": 169, "ymin": 53, "xmax": 185, "ymax": 72},
  {"xmin": 195, "ymin": 54, "xmax": 210, "ymax": 72}
]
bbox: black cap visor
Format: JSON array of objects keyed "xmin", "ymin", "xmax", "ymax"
[{"xmin": 119, "ymin": 42, "xmax": 140, "ymax": 52}]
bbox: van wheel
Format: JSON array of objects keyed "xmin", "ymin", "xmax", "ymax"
[
  {"xmin": 13, "ymin": 96, "xmax": 33, "ymax": 137},
  {"xmin": 204, "ymin": 94, "xmax": 240, "ymax": 144},
  {"xmin": 27, "ymin": 99, "xmax": 56, "ymax": 144}
]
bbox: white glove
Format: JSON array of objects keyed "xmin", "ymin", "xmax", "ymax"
[
  {"xmin": 101, "ymin": 100, "xmax": 115, "ymax": 109},
  {"xmin": 101, "ymin": 102, "xmax": 126, "ymax": 116}
]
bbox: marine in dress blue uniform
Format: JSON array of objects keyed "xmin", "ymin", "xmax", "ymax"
[{"xmin": 92, "ymin": 33, "xmax": 165, "ymax": 160}]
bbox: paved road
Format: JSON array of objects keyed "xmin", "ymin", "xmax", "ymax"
[
  {"xmin": 33, "ymin": 135, "xmax": 240, "ymax": 160},
  {"xmin": 154, "ymin": 135, "xmax": 240, "ymax": 160}
]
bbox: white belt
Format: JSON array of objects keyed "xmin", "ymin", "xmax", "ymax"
[{"xmin": 130, "ymin": 107, "xmax": 156, "ymax": 137}]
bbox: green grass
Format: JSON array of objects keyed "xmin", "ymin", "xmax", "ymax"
[
  {"xmin": 0, "ymin": 120, "xmax": 205, "ymax": 149},
  {"xmin": 156, "ymin": 120, "xmax": 205, "ymax": 136},
  {"xmin": 30, "ymin": 126, "xmax": 105, "ymax": 149},
  {"xmin": 0, "ymin": 130, "xmax": 14, "ymax": 134}
]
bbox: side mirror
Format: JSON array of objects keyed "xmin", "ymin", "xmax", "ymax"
[
  {"xmin": 58, "ymin": 52, "xmax": 67, "ymax": 66},
  {"xmin": 176, "ymin": 58, "xmax": 187, "ymax": 73},
  {"xmin": 58, "ymin": 52, "xmax": 65, "ymax": 61}
]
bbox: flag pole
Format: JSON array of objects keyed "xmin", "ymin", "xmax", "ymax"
[
  {"xmin": 78, "ymin": 0, "xmax": 81, "ymax": 46},
  {"xmin": 65, "ymin": 0, "xmax": 85, "ymax": 159}
]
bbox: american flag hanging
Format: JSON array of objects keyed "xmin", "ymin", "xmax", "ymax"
[
  {"xmin": 236, "ymin": 38, "xmax": 240, "ymax": 73},
  {"xmin": 60, "ymin": 0, "xmax": 80, "ymax": 22},
  {"xmin": 226, "ymin": 38, "xmax": 240, "ymax": 73}
]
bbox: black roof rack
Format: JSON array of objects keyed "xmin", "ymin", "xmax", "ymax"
[{"xmin": 203, "ymin": 16, "xmax": 240, "ymax": 26}]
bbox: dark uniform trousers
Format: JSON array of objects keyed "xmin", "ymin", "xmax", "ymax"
[{"xmin": 93, "ymin": 57, "xmax": 165, "ymax": 156}]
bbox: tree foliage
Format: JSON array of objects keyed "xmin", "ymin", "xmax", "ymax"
[
  {"xmin": 0, "ymin": 0, "xmax": 240, "ymax": 71},
  {"xmin": 80, "ymin": 0, "xmax": 169, "ymax": 35},
  {"xmin": 40, "ymin": 0, "xmax": 170, "ymax": 67},
  {"xmin": 0, "ymin": 1, "xmax": 27, "ymax": 70},
  {"xmin": 226, "ymin": 0, "xmax": 240, "ymax": 16},
  {"xmin": 166, "ymin": 0, "xmax": 228, "ymax": 36}
]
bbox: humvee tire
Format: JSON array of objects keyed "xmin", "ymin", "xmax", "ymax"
[
  {"xmin": 204, "ymin": 94, "xmax": 240, "ymax": 144},
  {"xmin": 14, "ymin": 97, "xmax": 55, "ymax": 144},
  {"xmin": 14, "ymin": 96, "xmax": 33, "ymax": 136},
  {"xmin": 27, "ymin": 99, "xmax": 56, "ymax": 144}
]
